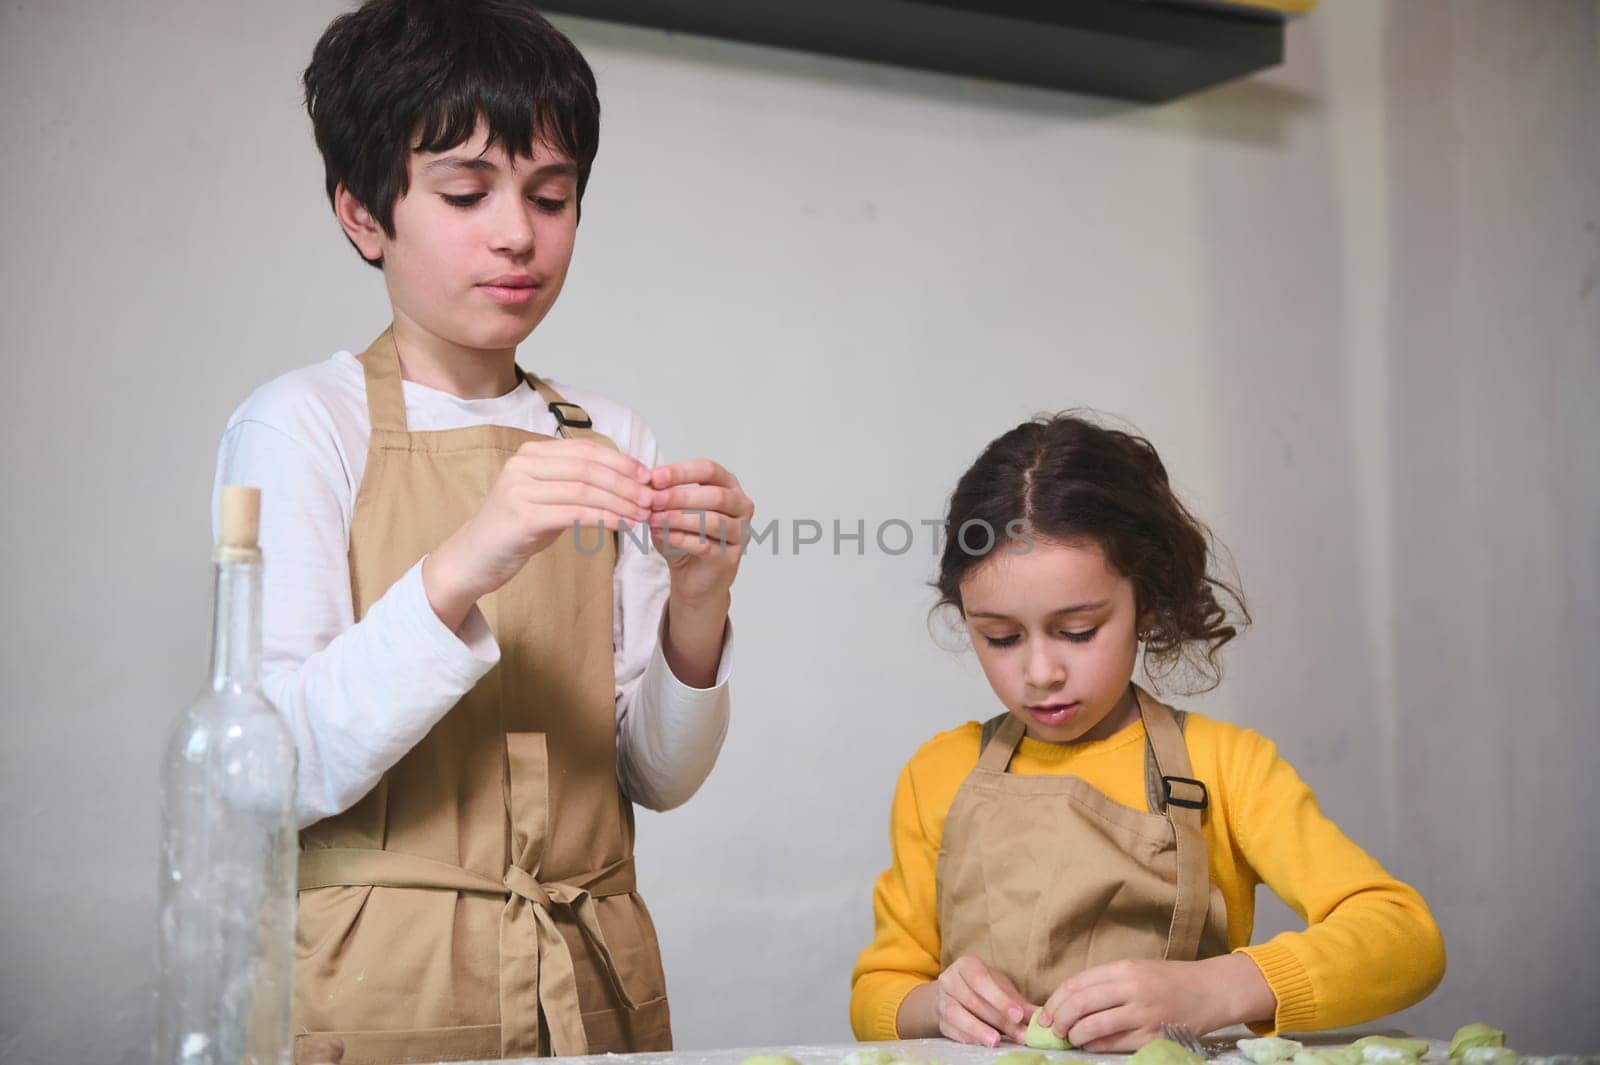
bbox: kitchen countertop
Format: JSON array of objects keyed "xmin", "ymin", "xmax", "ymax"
[{"xmin": 467, "ymin": 1029, "xmax": 1451, "ymax": 1065}]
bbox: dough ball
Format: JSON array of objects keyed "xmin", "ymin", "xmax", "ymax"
[
  {"xmin": 841, "ymin": 1051, "xmax": 896, "ymax": 1065},
  {"xmin": 1129, "ymin": 1037, "xmax": 1206, "ymax": 1065},
  {"xmin": 1450, "ymin": 1026, "xmax": 1507, "ymax": 1062},
  {"xmin": 1238, "ymin": 1037, "xmax": 1305, "ymax": 1064},
  {"xmin": 1024, "ymin": 1009, "xmax": 1073, "ymax": 1051}
]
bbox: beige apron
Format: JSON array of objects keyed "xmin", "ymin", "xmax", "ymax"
[
  {"xmin": 292, "ymin": 330, "xmax": 672, "ymax": 1064},
  {"xmin": 936, "ymin": 686, "xmax": 1230, "ymax": 1007}
]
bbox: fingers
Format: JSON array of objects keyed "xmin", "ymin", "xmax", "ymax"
[
  {"xmin": 648, "ymin": 510, "xmax": 746, "ymax": 548},
  {"xmin": 514, "ymin": 448, "xmax": 756, "ymax": 542},
  {"xmin": 650, "ymin": 482, "xmax": 755, "ymax": 520},
  {"xmin": 512, "ymin": 455, "xmax": 655, "ymax": 514},
  {"xmin": 960, "ymin": 964, "xmax": 1030, "ymax": 1038},
  {"xmin": 517, "ymin": 478, "xmax": 652, "ymax": 526},
  {"xmin": 1040, "ymin": 983, "xmax": 1072, "ymax": 1031},
  {"xmin": 1069, "ymin": 1007, "xmax": 1154, "ymax": 1054},
  {"xmin": 648, "ymin": 458, "xmax": 740, "ymax": 491},
  {"xmin": 939, "ymin": 1000, "xmax": 1007, "ymax": 1048},
  {"xmin": 1039, "ymin": 959, "xmax": 1126, "ymax": 1029},
  {"xmin": 938, "ymin": 958, "xmax": 1029, "ymax": 1048},
  {"xmin": 989, "ymin": 967, "xmax": 1033, "ymax": 1035},
  {"xmin": 651, "ymin": 528, "xmax": 730, "ymax": 559},
  {"xmin": 649, "ymin": 522, "xmax": 748, "ymax": 561},
  {"xmin": 543, "ymin": 505, "xmax": 644, "ymax": 537},
  {"xmin": 512, "ymin": 447, "xmax": 756, "ymax": 574},
  {"xmin": 1045, "ymin": 980, "xmax": 1126, "ymax": 1041},
  {"xmin": 520, "ymin": 437, "xmax": 651, "ymax": 483}
]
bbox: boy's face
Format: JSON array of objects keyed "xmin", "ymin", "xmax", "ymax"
[{"xmin": 350, "ymin": 121, "xmax": 581, "ymax": 355}]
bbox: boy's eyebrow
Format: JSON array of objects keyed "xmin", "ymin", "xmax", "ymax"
[
  {"xmin": 422, "ymin": 156, "xmax": 579, "ymax": 178},
  {"xmin": 424, "ymin": 156, "xmax": 498, "ymax": 174},
  {"xmin": 968, "ymin": 600, "xmax": 1109, "ymax": 620}
]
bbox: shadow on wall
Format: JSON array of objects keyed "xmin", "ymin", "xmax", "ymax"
[
  {"xmin": 1383, "ymin": 0, "xmax": 1600, "ymax": 1052},
  {"xmin": 1135, "ymin": 75, "xmax": 1320, "ymax": 148},
  {"xmin": 1165, "ymin": 9, "xmax": 1390, "ymax": 946}
]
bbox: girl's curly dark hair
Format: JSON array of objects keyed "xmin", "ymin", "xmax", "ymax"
[{"xmin": 934, "ymin": 412, "xmax": 1248, "ymax": 694}]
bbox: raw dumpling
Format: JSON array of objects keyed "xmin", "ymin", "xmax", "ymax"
[
  {"xmin": 1461, "ymin": 1048, "xmax": 1517, "ymax": 1065},
  {"xmin": 1293, "ymin": 1048, "xmax": 1363, "ymax": 1065},
  {"xmin": 994, "ymin": 1052, "xmax": 1048, "ymax": 1065},
  {"xmin": 1129, "ymin": 1037, "xmax": 1206, "ymax": 1065},
  {"xmin": 1353, "ymin": 1038, "xmax": 1430, "ymax": 1062},
  {"xmin": 1361, "ymin": 1046, "xmax": 1423, "ymax": 1065},
  {"xmin": 1239, "ymin": 1037, "xmax": 1305, "ymax": 1064},
  {"xmin": 841, "ymin": 1051, "xmax": 897, "ymax": 1065},
  {"xmin": 1025, "ymin": 1010, "xmax": 1073, "ymax": 1051},
  {"xmin": 1450, "ymin": 1025, "xmax": 1507, "ymax": 1062}
]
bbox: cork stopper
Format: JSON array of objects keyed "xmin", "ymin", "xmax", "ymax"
[{"xmin": 216, "ymin": 485, "xmax": 262, "ymax": 562}]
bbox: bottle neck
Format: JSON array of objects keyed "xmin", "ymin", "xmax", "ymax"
[{"xmin": 209, "ymin": 554, "xmax": 262, "ymax": 694}]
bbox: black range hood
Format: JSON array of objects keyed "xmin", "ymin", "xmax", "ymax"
[{"xmin": 540, "ymin": 0, "xmax": 1291, "ymax": 103}]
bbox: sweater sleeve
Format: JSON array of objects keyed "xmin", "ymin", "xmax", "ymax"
[
  {"xmin": 1224, "ymin": 728, "xmax": 1446, "ymax": 1033},
  {"xmin": 850, "ymin": 757, "xmax": 945, "ymax": 1040},
  {"xmin": 214, "ymin": 418, "xmax": 498, "ymax": 828},
  {"xmin": 611, "ymin": 416, "xmax": 732, "ymax": 812}
]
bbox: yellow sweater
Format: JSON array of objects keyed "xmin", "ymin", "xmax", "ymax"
[{"xmin": 849, "ymin": 713, "xmax": 1444, "ymax": 1040}]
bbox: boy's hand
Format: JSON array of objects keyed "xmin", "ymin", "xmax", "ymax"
[
  {"xmin": 423, "ymin": 438, "xmax": 653, "ymax": 631},
  {"xmin": 1037, "ymin": 955, "xmax": 1275, "ymax": 1053},
  {"xmin": 646, "ymin": 459, "xmax": 753, "ymax": 687},
  {"xmin": 646, "ymin": 459, "xmax": 754, "ymax": 602},
  {"xmin": 898, "ymin": 955, "xmax": 1034, "ymax": 1047}
]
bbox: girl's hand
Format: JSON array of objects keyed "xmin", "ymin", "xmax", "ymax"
[
  {"xmin": 423, "ymin": 438, "xmax": 653, "ymax": 631},
  {"xmin": 899, "ymin": 955, "xmax": 1034, "ymax": 1047},
  {"xmin": 1038, "ymin": 955, "xmax": 1276, "ymax": 1053},
  {"xmin": 646, "ymin": 459, "xmax": 754, "ymax": 605}
]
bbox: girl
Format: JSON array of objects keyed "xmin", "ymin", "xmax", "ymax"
[{"xmin": 850, "ymin": 414, "xmax": 1443, "ymax": 1052}]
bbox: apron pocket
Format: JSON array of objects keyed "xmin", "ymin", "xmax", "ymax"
[{"xmin": 294, "ymin": 1023, "xmax": 498, "ymax": 1065}]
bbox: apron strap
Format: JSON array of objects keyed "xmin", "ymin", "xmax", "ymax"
[
  {"xmin": 358, "ymin": 328, "xmax": 409, "ymax": 433},
  {"xmin": 296, "ymin": 847, "xmax": 638, "ymax": 898},
  {"xmin": 519, "ymin": 371, "xmax": 608, "ymax": 444},
  {"xmin": 1142, "ymin": 707, "xmax": 1192, "ymax": 813},
  {"xmin": 297, "ymin": 846, "xmax": 639, "ymax": 1057},
  {"xmin": 359, "ymin": 330, "xmax": 603, "ymax": 444},
  {"xmin": 976, "ymin": 713, "xmax": 1027, "ymax": 772},
  {"xmin": 1136, "ymin": 688, "xmax": 1211, "ymax": 963}
]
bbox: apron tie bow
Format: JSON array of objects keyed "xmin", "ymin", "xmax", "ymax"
[
  {"xmin": 503, "ymin": 864, "xmax": 554, "ymax": 909},
  {"xmin": 499, "ymin": 862, "xmax": 640, "ymax": 1057}
]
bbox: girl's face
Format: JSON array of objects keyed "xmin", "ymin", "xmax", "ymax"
[{"xmin": 960, "ymin": 538, "xmax": 1141, "ymax": 744}]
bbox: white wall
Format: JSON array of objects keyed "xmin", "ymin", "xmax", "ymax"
[{"xmin": 2, "ymin": 2, "xmax": 1595, "ymax": 1063}]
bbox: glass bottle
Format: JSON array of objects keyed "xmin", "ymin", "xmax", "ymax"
[{"xmin": 154, "ymin": 486, "xmax": 297, "ymax": 1065}]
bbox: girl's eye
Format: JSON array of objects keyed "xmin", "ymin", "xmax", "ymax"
[
  {"xmin": 441, "ymin": 193, "xmax": 485, "ymax": 208},
  {"xmin": 982, "ymin": 635, "xmax": 1021, "ymax": 648},
  {"xmin": 1062, "ymin": 628, "xmax": 1099, "ymax": 644},
  {"xmin": 532, "ymin": 196, "xmax": 569, "ymax": 214}
]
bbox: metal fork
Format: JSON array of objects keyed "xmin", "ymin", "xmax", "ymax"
[{"xmin": 1161, "ymin": 1023, "xmax": 1210, "ymax": 1058}]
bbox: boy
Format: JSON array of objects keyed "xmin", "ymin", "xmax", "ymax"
[{"xmin": 212, "ymin": 3, "xmax": 751, "ymax": 1061}]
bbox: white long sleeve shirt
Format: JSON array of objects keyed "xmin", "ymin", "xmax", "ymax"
[{"xmin": 211, "ymin": 350, "xmax": 732, "ymax": 828}]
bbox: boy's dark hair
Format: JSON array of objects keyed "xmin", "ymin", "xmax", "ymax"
[
  {"xmin": 304, "ymin": 0, "xmax": 600, "ymax": 267},
  {"xmin": 935, "ymin": 412, "xmax": 1249, "ymax": 694}
]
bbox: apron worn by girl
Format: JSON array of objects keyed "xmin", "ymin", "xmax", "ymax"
[
  {"xmin": 293, "ymin": 330, "xmax": 672, "ymax": 1064},
  {"xmin": 936, "ymin": 687, "xmax": 1230, "ymax": 1008}
]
